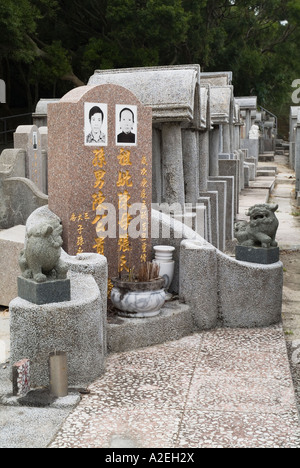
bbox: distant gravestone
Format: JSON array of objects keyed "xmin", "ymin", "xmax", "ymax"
[
  {"xmin": 14, "ymin": 125, "xmax": 47, "ymax": 194},
  {"xmin": 48, "ymin": 84, "xmax": 152, "ymax": 290}
]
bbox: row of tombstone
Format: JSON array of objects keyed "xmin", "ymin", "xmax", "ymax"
[
  {"xmin": 0, "ymin": 65, "xmax": 267, "ymax": 282},
  {"xmin": 0, "ymin": 125, "xmax": 48, "ymax": 229},
  {"xmin": 289, "ymin": 106, "xmax": 300, "ymax": 205},
  {"xmin": 3, "ymin": 67, "xmax": 284, "ymax": 390}
]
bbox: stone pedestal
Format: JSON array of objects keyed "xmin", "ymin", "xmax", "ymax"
[
  {"xmin": 199, "ymin": 191, "xmax": 219, "ymax": 249},
  {"xmin": 61, "ymin": 250, "xmax": 108, "ymax": 355},
  {"xmin": 219, "ymin": 159, "xmax": 240, "ymax": 216},
  {"xmin": 182, "ymin": 129, "xmax": 199, "ymax": 205},
  {"xmin": 218, "ymin": 252, "xmax": 283, "ymax": 328},
  {"xmin": 180, "ymin": 240, "xmax": 218, "ymax": 330},
  {"xmin": 238, "ymin": 149, "xmax": 245, "ymax": 191},
  {"xmin": 235, "ymin": 246, "xmax": 280, "ymax": 265},
  {"xmin": 17, "ymin": 276, "xmax": 71, "ymax": 305},
  {"xmin": 152, "ymin": 127, "xmax": 162, "ymax": 204},
  {"xmin": 209, "ymin": 176, "xmax": 234, "ymax": 241},
  {"xmin": 207, "ymin": 179, "xmax": 226, "ymax": 252},
  {"xmin": 223, "ymin": 123, "xmax": 231, "ymax": 153},
  {"xmin": 209, "ymin": 127, "xmax": 220, "ymax": 176},
  {"xmin": 0, "ymin": 225, "xmax": 26, "ymax": 306},
  {"xmin": 199, "ymin": 131, "xmax": 209, "ymax": 192},
  {"xmin": 161, "ymin": 123, "xmax": 185, "ymax": 206},
  {"xmin": 10, "ymin": 272, "xmax": 105, "ymax": 388}
]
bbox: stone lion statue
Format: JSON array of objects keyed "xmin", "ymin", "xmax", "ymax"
[
  {"xmin": 234, "ymin": 204, "xmax": 279, "ymax": 249},
  {"xmin": 19, "ymin": 218, "xmax": 68, "ymax": 283}
]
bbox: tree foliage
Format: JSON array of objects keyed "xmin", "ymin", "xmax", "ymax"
[{"xmin": 1, "ymin": 0, "xmax": 300, "ymax": 130}]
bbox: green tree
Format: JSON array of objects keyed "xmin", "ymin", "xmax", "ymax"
[{"xmin": 1, "ymin": 0, "xmax": 300, "ymax": 129}]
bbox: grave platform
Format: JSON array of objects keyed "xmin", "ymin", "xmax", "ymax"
[
  {"xmin": 259, "ymin": 152, "xmax": 275, "ymax": 162},
  {"xmin": 249, "ymin": 176, "xmax": 276, "ymax": 193},
  {"xmin": 107, "ymin": 300, "xmax": 193, "ymax": 353},
  {"xmin": 256, "ymin": 169, "xmax": 276, "ymax": 177},
  {"xmin": 238, "ymin": 188, "xmax": 270, "ymax": 221}
]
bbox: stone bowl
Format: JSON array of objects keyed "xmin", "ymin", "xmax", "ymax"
[{"xmin": 111, "ymin": 277, "xmax": 166, "ymax": 318}]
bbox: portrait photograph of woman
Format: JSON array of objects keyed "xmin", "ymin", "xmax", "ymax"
[{"xmin": 116, "ymin": 104, "xmax": 137, "ymax": 146}]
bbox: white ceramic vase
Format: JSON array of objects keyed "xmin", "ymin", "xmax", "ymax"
[{"xmin": 153, "ymin": 246, "xmax": 175, "ymax": 300}]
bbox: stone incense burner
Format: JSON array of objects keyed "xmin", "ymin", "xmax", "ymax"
[{"xmin": 111, "ymin": 276, "xmax": 166, "ymax": 318}]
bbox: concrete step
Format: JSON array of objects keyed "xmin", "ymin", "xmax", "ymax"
[
  {"xmin": 257, "ymin": 169, "xmax": 277, "ymax": 177},
  {"xmin": 238, "ymin": 188, "xmax": 270, "ymax": 221},
  {"xmin": 275, "ymin": 176, "xmax": 296, "ymax": 185},
  {"xmin": 257, "ymin": 165, "xmax": 278, "ymax": 174},
  {"xmin": 259, "ymin": 153, "xmax": 275, "ymax": 162},
  {"xmin": 107, "ymin": 300, "xmax": 193, "ymax": 353},
  {"xmin": 249, "ymin": 177, "xmax": 276, "ymax": 193}
]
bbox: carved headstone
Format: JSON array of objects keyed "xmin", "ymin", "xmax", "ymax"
[
  {"xmin": 47, "ymin": 84, "xmax": 152, "ymax": 291},
  {"xmin": 14, "ymin": 125, "xmax": 47, "ymax": 194}
]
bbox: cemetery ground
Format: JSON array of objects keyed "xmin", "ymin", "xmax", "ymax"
[{"xmin": 0, "ymin": 154, "xmax": 300, "ymax": 448}]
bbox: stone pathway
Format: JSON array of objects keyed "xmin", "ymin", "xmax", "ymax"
[
  {"xmin": 282, "ymin": 252, "xmax": 300, "ymax": 340},
  {"xmin": 49, "ymin": 326, "xmax": 300, "ymax": 448}
]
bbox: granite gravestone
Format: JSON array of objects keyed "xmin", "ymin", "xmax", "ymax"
[
  {"xmin": 48, "ymin": 84, "xmax": 152, "ymax": 291},
  {"xmin": 14, "ymin": 125, "xmax": 47, "ymax": 194}
]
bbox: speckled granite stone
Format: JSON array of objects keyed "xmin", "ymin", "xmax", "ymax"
[
  {"xmin": 14, "ymin": 125, "xmax": 47, "ymax": 194},
  {"xmin": 10, "ymin": 271, "xmax": 105, "ymax": 388},
  {"xmin": 236, "ymin": 245, "xmax": 280, "ymax": 264},
  {"xmin": 47, "ymin": 84, "xmax": 152, "ymax": 282}
]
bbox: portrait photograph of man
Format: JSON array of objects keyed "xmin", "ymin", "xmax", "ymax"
[{"xmin": 85, "ymin": 103, "xmax": 108, "ymax": 146}]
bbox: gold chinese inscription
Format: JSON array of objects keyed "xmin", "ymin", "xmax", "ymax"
[
  {"xmin": 117, "ymin": 148, "xmax": 132, "ymax": 166},
  {"xmin": 92, "ymin": 148, "xmax": 108, "ymax": 256},
  {"xmin": 140, "ymin": 154, "xmax": 149, "ymax": 263},
  {"xmin": 92, "ymin": 148, "xmax": 107, "ymax": 168},
  {"xmin": 70, "ymin": 212, "xmax": 90, "ymax": 254},
  {"xmin": 116, "ymin": 148, "xmax": 133, "ymax": 274}
]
